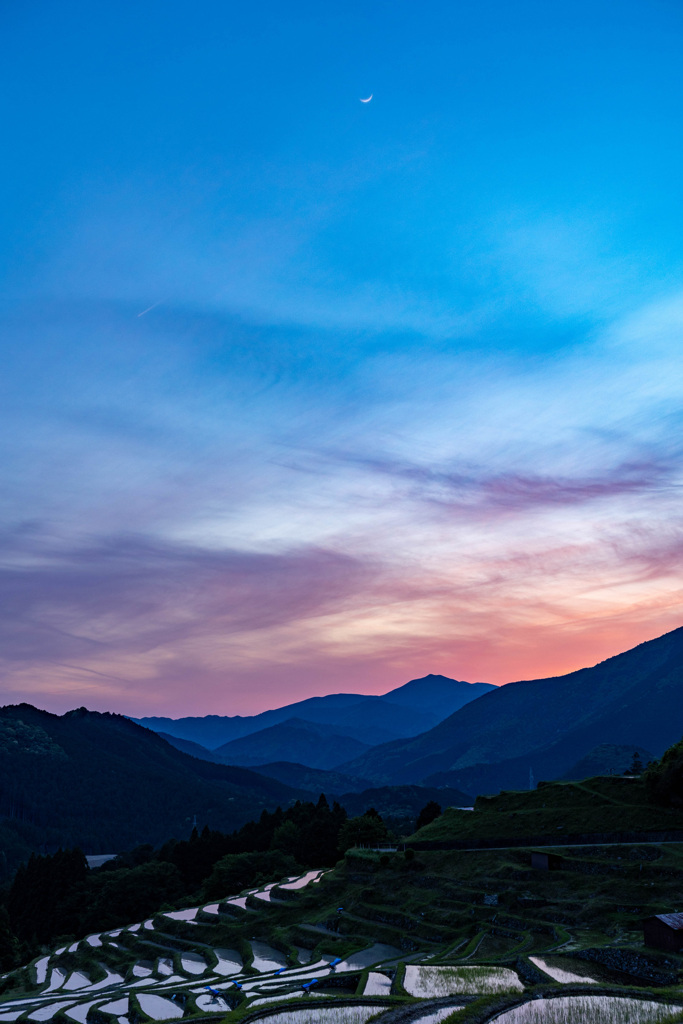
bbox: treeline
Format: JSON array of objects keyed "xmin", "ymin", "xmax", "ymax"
[
  {"xmin": 646, "ymin": 737, "xmax": 683, "ymax": 807},
  {"xmin": 0, "ymin": 794, "xmax": 416, "ymax": 964}
]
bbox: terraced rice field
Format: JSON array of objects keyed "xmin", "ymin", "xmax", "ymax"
[
  {"xmin": 409, "ymin": 1010, "xmax": 464, "ymax": 1024},
  {"xmin": 529, "ymin": 957, "xmax": 599, "ymax": 985},
  {"xmin": 492, "ymin": 996, "xmax": 683, "ymax": 1023},
  {"xmin": 250, "ymin": 1009, "xmax": 378, "ymax": 1024},
  {"xmin": 0, "ymin": 870, "xmax": 357, "ymax": 1022},
  {"xmin": 362, "ymin": 971, "xmax": 391, "ymax": 995},
  {"xmin": 1, "ymin": 861, "xmax": 678, "ymax": 1024},
  {"xmin": 404, "ymin": 965, "xmax": 524, "ymax": 997}
]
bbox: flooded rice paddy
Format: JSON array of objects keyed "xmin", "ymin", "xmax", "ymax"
[
  {"xmin": 362, "ymin": 971, "xmax": 392, "ymax": 995},
  {"xmin": 250, "ymin": 1008, "xmax": 378, "ymax": 1024},
  {"xmin": 250, "ymin": 941, "xmax": 289, "ymax": 972},
  {"xmin": 135, "ymin": 995, "xmax": 183, "ymax": 1020},
  {"xmin": 2, "ymin": 863, "xmax": 676, "ymax": 1024},
  {"xmin": 492, "ymin": 996, "xmax": 683, "ymax": 1023},
  {"xmin": 529, "ymin": 957, "xmax": 599, "ymax": 985},
  {"xmin": 410, "ymin": 1010, "xmax": 465, "ymax": 1024},
  {"xmin": 404, "ymin": 965, "xmax": 524, "ymax": 997}
]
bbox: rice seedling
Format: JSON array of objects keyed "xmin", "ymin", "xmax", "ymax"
[
  {"xmin": 251, "ymin": 1006, "xmax": 379, "ymax": 1024},
  {"xmin": 404, "ymin": 965, "xmax": 523, "ymax": 997},
  {"xmin": 492, "ymin": 996, "xmax": 683, "ymax": 1023}
]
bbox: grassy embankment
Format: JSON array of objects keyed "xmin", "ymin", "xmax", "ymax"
[{"xmin": 405, "ymin": 777, "xmax": 683, "ymax": 844}]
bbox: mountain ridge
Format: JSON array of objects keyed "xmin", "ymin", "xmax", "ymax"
[
  {"xmin": 134, "ymin": 674, "xmax": 495, "ymax": 749},
  {"xmin": 211, "ymin": 717, "xmax": 371, "ymax": 769},
  {"xmin": 338, "ymin": 626, "xmax": 683, "ymax": 793}
]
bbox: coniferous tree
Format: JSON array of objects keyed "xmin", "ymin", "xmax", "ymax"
[{"xmin": 415, "ymin": 800, "xmax": 442, "ymax": 831}]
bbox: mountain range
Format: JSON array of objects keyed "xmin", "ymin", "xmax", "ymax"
[
  {"xmin": 135, "ymin": 631, "xmax": 683, "ymax": 796},
  {"xmin": 338, "ymin": 626, "xmax": 683, "ymax": 793},
  {"xmin": 156, "ymin": 723, "xmax": 373, "ymax": 772},
  {"xmin": 135, "ymin": 675, "xmax": 495, "ymax": 753},
  {"xmin": 4, "ymin": 626, "xmax": 683, "ymax": 878},
  {"xmin": 206, "ymin": 718, "xmax": 373, "ymax": 770}
]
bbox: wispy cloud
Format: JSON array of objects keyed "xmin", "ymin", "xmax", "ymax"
[
  {"xmin": 0, "ymin": 531, "xmax": 376, "ymax": 660},
  {"xmin": 4, "ymin": 185, "xmax": 683, "ymax": 714},
  {"xmin": 315, "ymin": 452, "xmax": 677, "ymax": 516}
]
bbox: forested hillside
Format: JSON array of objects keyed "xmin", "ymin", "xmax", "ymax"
[{"xmin": 0, "ymin": 705, "xmax": 298, "ymax": 879}]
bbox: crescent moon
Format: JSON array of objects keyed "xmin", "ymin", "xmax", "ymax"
[{"xmin": 360, "ymin": 94, "xmax": 373, "ymax": 103}]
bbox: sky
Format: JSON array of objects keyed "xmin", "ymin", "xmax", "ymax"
[{"xmin": 2, "ymin": 0, "xmax": 683, "ymax": 716}]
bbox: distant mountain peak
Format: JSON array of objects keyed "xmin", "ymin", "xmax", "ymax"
[
  {"xmin": 381, "ymin": 675, "xmax": 496, "ymax": 714},
  {"xmin": 134, "ymin": 672, "xmax": 491, "ymax": 750},
  {"xmin": 337, "ymin": 625, "xmax": 683, "ymax": 793}
]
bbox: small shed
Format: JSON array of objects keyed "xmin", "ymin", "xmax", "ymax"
[
  {"xmin": 643, "ymin": 913, "xmax": 683, "ymax": 952},
  {"xmin": 531, "ymin": 851, "xmax": 564, "ymax": 871}
]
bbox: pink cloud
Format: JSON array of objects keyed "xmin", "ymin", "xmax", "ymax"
[
  {"xmin": 1, "ymin": 519, "xmax": 682, "ymax": 717},
  {"xmin": 327, "ymin": 451, "xmax": 676, "ymax": 517}
]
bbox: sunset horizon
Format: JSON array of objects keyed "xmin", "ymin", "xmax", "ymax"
[{"xmin": 2, "ymin": 1, "xmax": 683, "ymax": 718}]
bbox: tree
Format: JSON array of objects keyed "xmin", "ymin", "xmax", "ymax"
[
  {"xmin": 7, "ymin": 848, "xmax": 87, "ymax": 943},
  {"xmin": 270, "ymin": 820, "xmax": 301, "ymax": 857},
  {"xmin": 646, "ymin": 737, "xmax": 683, "ymax": 806},
  {"xmin": 415, "ymin": 800, "xmax": 442, "ymax": 831},
  {"xmin": 200, "ymin": 850, "xmax": 299, "ymax": 900},
  {"xmin": 337, "ymin": 813, "xmax": 390, "ymax": 853},
  {"xmin": 628, "ymin": 751, "xmax": 644, "ymax": 775},
  {"xmin": 83, "ymin": 861, "xmax": 184, "ymax": 931},
  {"xmin": 0, "ymin": 907, "xmax": 20, "ymax": 970}
]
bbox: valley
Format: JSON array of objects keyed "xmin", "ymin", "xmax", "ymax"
[{"xmin": 5, "ymin": 631, "xmax": 683, "ymax": 1022}]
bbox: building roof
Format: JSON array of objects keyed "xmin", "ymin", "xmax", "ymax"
[{"xmin": 652, "ymin": 913, "xmax": 683, "ymax": 930}]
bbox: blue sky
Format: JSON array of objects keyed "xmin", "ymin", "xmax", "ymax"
[{"xmin": 2, "ymin": 0, "xmax": 683, "ymax": 715}]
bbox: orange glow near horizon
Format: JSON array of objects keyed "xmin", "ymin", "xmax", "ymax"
[
  {"xmin": 9, "ymin": 572, "xmax": 682, "ymax": 718},
  {"xmin": 3, "ymin": 2, "xmax": 683, "ymax": 721}
]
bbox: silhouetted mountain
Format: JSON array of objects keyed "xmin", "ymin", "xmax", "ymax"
[
  {"xmin": 212, "ymin": 717, "xmax": 370, "ymax": 769},
  {"xmin": 135, "ymin": 713, "xmax": 259, "ymax": 748},
  {"xmin": 559, "ymin": 744, "xmax": 654, "ymax": 780},
  {"xmin": 339, "ymin": 627, "xmax": 683, "ymax": 795},
  {"xmin": 155, "ymin": 734, "xmax": 378, "ymax": 786},
  {"xmin": 381, "ymin": 674, "xmax": 495, "ymax": 716},
  {"xmin": 248, "ymin": 761, "xmax": 374, "ymax": 793},
  {"xmin": 135, "ymin": 696, "xmax": 429, "ymax": 748},
  {"xmin": 156, "ymin": 731, "xmax": 220, "ymax": 761},
  {"xmin": 135, "ymin": 675, "xmax": 493, "ymax": 749},
  {"xmin": 0, "ymin": 705, "xmax": 298, "ymax": 879}
]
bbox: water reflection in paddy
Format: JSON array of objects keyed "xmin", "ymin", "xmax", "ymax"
[{"xmin": 492, "ymin": 995, "xmax": 683, "ymax": 1023}]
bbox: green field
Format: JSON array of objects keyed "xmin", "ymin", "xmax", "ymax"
[{"xmin": 405, "ymin": 777, "xmax": 683, "ymax": 844}]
